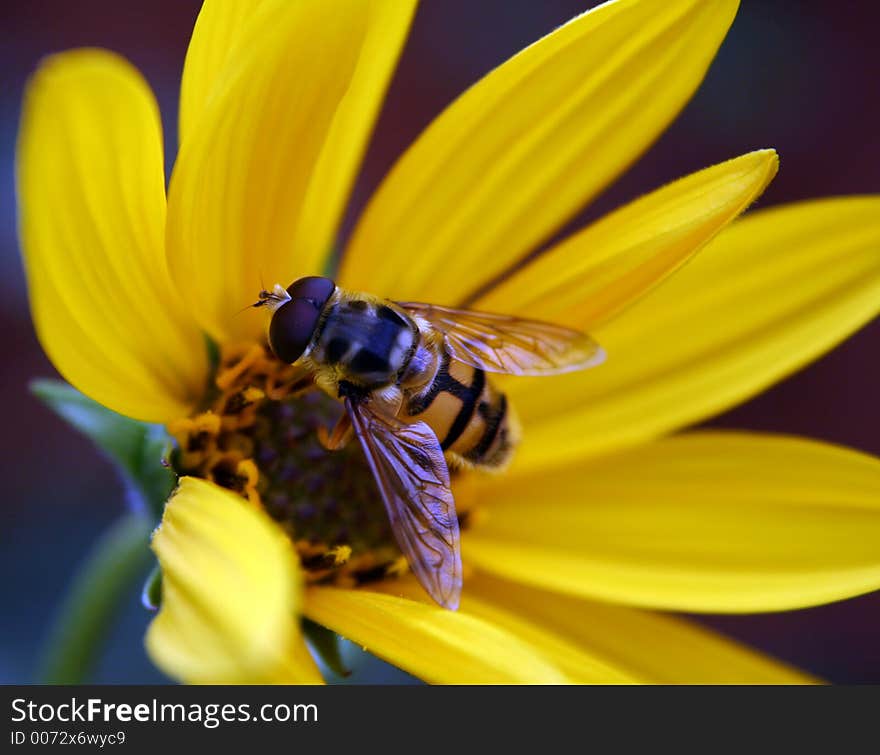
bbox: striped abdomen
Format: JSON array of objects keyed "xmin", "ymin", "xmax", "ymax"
[{"xmin": 403, "ymin": 350, "xmax": 516, "ymax": 470}]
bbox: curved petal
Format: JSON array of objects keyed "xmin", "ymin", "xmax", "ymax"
[
  {"xmin": 178, "ymin": 0, "xmax": 268, "ymax": 147},
  {"xmin": 478, "ymin": 150, "xmax": 778, "ymax": 326},
  {"xmin": 469, "ymin": 574, "xmax": 816, "ymax": 684},
  {"xmin": 462, "ymin": 433, "xmax": 880, "ymax": 613},
  {"xmin": 509, "ymin": 196, "xmax": 880, "ymax": 469},
  {"xmin": 17, "ymin": 50, "xmax": 207, "ymax": 423},
  {"xmin": 367, "ymin": 577, "xmax": 637, "ymax": 683},
  {"xmin": 168, "ymin": 0, "xmax": 416, "ymax": 343},
  {"xmin": 342, "ymin": 0, "xmax": 739, "ymax": 302},
  {"xmin": 146, "ymin": 478, "xmax": 323, "ymax": 683},
  {"xmin": 294, "ymin": 1, "xmax": 417, "ymax": 278},
  {"xmin": 304, "ymin": 587, "xmax": 568, "ymax": 683}
]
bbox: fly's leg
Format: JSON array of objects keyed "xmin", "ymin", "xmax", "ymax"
[{"xmin": 318, "ymin": 412, "xmax": 353, "ymax": 451}]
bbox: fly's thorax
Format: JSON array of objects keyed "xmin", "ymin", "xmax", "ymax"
[
  {"xmin": 309, "ymin": 293, "xmax": 419, "ymax": 389},
  {"xmin": 397, "ymin": 322, "xmax": 444, "ymax": 392}
]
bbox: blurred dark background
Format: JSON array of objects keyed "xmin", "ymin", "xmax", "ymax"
[{"xmin": 1, "ymin": 1, "xmax": 877, "ymax": 683}]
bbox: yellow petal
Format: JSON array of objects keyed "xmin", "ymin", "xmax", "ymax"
[
  {"xmin": 294, "ymin": 1, "xmax": 417, "ymax": 278},
  {"xmin": 305, "ymin": 587, "xmax": 568, "ymax": 683},
  {"xmin": 469, "ymin": 574, "xmax": 816, "ymax": 683},
  {"xmin": 510, "ymin": 196, "xmax": 880, "ymax": 469},
  {"xmin": 368, "ymin": 576, "xmax": 637, "ymax": 683},
  {"xmin": 478, "ymin": 150, "xmax": 778, "ymax": 326},
  {"xmin": 168, "ymin": 0, "xmax": 416, "ymax": 343},
  {"xmin": 17, "ymin": 50, "xmax": 207, "ymax": 423},
  {"xmin": 342, "ymin": 0, "xmax": 739, "ymax": 302},
  {"xmin": 178, "ymin": 0, "xmax": 268, "ymax": 147},
  {"xmin": 462, "ymin": 433, "xmax": 880, "ymax": 613},
  {"xmin": 146, "ymin": 478, "xmax": 323, "ymax": 683}
]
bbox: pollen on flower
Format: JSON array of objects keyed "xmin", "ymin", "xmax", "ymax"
[
  {"xmin": 385, "ymin": 555, "xmax": 410, "ymax": 577},
  {"xmin": 208, "ymin": 456, "xmax": 261, "ymax": 506},
  {"xmin": 168, "ymin": 342, "xmax": 473, "ymax": 589},
  {"xmin": 328, "ymin": 544, "xmax": 352, "ymax": 565}
]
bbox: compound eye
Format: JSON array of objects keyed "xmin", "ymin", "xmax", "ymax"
[
  {"xmin": 268, "ymin": 299, "xmax": 322, "ymax": 364},
  {"xmin": 286, "ymin": 276, "xmax": 335, "ymax": 308}
]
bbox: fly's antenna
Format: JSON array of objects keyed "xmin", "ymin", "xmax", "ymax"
[
  {"xmin": 234, "ymin": 278, "xmax": 276, "ymax": 317},
  {"xmin": 233, "ymin": 299, "xmax": 261, "ymax": 317},
  {"xmin": 237, "ymin": 279, "xmax": 290, "ymax": 316}
]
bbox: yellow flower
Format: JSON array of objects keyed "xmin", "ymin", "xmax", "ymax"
[{"xmin": 17, "ymin": 0, "xmax": 880, "ymax": 683}]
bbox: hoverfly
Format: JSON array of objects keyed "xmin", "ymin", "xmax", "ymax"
[{"xmin": 254, "ymin": 276, "xmax": 605, "ymax": 610}]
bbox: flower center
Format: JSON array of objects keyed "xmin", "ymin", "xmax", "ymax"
[{"xmin": 168, "ymin": 342, "xmax": 470, "ymax": 587}]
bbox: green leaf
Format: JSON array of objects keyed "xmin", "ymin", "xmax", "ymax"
[
  {"xmin": 141, "ymin": 562, "xmax": 163, "ymax": 611},
  {"xmin": 204, "ymin": 333, "xmax": 221, "ymax": 374},
  {"xmin": 303, "ymin": 618, "xmax": 350, "ymax": 679},
  {"xmin": 31, "ymin": 379, "xmax": 175, "ymax": 516},
  {"xmin": 37, "ymin": 513, "xmax": 154, "ymax": 684}
]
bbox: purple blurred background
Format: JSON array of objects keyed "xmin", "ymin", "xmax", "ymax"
[{"xmin": 1, "ymin": 1, "xmax": 877, "ymax": 683}]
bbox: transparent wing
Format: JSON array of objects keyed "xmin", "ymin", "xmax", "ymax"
[
  {"xmin": 398, "ymin": 301, "xmax": 605, "ymax": 376},
  {"xmin": 345, "ymin": 397, "xmax": 462, "ymax": 610}
]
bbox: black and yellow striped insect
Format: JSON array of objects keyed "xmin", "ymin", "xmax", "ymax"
[{"xmin": 255, "ymin": 276, "xmax": 605, "ymax": 610}]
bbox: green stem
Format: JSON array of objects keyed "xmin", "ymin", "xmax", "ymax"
[
  {"xmin": 37, "ymin": 513, "xmax": 154, "ymax": 684},
  {"xmin": 303, "ymin": 618, "xmax": 350, "ymax": 678}
]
